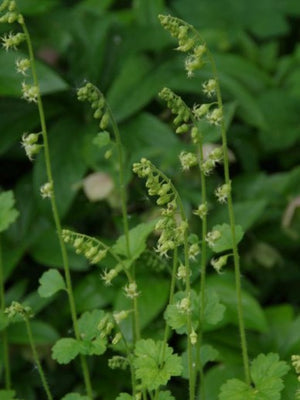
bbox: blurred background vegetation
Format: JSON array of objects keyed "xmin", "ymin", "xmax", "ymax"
[{"xmin": 1, "ymin": 0, "xmax": 300, "ymax": 399}]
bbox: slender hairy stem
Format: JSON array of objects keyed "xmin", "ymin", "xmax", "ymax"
[
  {"xmin": 208, "ymin": 54, "xmax": 251, "ymax": 385},
  {"xmin": 21, "ymin": 21, "xmax": 93, "ymax": 397},
  {"xmin": 183, "ymin": 230, "xmax": 195, "ymax": 400},
  {"xmin": 154, "ymin": 248, "xmax": 179, "ymax": 400},
  {"xmin": 0, "ymin": 236, "xmax": 11, "ymax": 389},
  {"xmin": 24, "ymin": 315, "xmax": 53, "ymax": 400},
  {"xmin": 195, "ymin": 139, "xmax": 208, "ymax": 400},
  {"xmin": 106, "ymin": 104, "xmax": 131, "ymax": 259}
]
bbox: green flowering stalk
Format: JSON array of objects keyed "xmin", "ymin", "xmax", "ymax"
[
  {"xmin": 5, "ymin": 302, "xmax": 53, "ymax": 400},
  {"xmin": 133, "ymin": 158, "xmax": 196, "ymax": 400},
  {"xmin": 0, "ymin": 2, "xmax": 93, "ymax": 397},
  {"xmin": 159, "ymin": 14, "xmax": 251, "ymax": 391},
  {"xmin": 158, "ymin": 86, "xmax": 211, "ymax": 399},
  {"xmin": 77, "ymin": 82, "xmax": 130, "ymax": 258}
]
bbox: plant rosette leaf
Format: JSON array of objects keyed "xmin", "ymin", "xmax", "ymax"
[
  {"xmin": 219, "ymin": 353, "xmax": 290, "ymax": 400},
  {"xmin": 38, "ymin": 269, "xmax": 66, "ymax": 298},
  {"xmin": 0, "ymin": 191, "xmax": 19, "ymax": 232},
  {"xmin": 133, "ymin": 339, "xmax": 182, "ymax": 390}
]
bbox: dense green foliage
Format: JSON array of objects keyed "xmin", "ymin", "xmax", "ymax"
[{"xmin": 1, "ymin": 1, "xmax": 300, "ymax": 399}]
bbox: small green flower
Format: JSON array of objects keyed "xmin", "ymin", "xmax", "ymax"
[
  {"xmin": 179, "ymin": 151, "xmax": 198, "ymax": 171},
  {"xmin": 215, "ymin": 183, "xmax": 231, "ymax": 203},
  {"xmin": 40, "ymin": 182, "xmax": 53, "ymax": 199},
  {"xmin": 16, "ymin": 57, "xmax": 30, "ymax": 75},
  {"xmin": 202, "ymin": 79, "xmax": 217, "ymax": 97},
  {"xmin": 124, "ymin": 281, "xmax": 140, "ymax": 299},
  {"xmin": 1, "ymin": 31, "xmax": 25, "ymax": 50},
  {"xmin": 21, "ymin": 82, "xmax": 39, "ymax": 103},
  {"xmin": 206, "ymin": 107, "xmax": 223, "ymax": 126}
]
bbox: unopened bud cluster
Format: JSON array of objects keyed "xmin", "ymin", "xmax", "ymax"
[
  {"xmin": 77, "ymin": 83, "xmax": 110, "ymax": 130},
  {"xmin": 159, "ymin": 87, "xmax": 191, "ymax": 133},
  {"xmin": 0, "ymin": 1, "xmax": 23, "ymax": 24},
  {"xmin": 159, "ymin": 15, "xmax": 206, "ymax": 77},
  {"xmin": 97, "ymin": 314, "xmax": 122, "ymax": 346},
  {"xmin": 62, "ymin": 230, "xmax": 108, "ymax": 265},
  {"xmin": 5, "ymin": 301, "xmax": 33, "ymax": 320},
  {"xmin": 133, "ymin": 158, "xmax": 189, "ymax": 257}
]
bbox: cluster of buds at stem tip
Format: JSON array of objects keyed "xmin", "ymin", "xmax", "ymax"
[
  {"xmin": 0, "ymin": 1, "xmax": 24, "ymax": 24},
  {"xmin": 77, "ymin": 82, "xmax": 110, "ymax": 130},
  {"xmin": 21, "ymin": 132, "xmax": 42, "ymax": 161},
  {"xmin": 158, "ymin": 15, "xmax": 206, "ymax": 77},
  {"xmin": 159, "ymin": 88, "xmax": 192, "ymax": 133},
  {"xmin": 133, "ymin": 158, "xmax": 188, "ymax": 257},
  {"xmin": 201, "ymin": 146, "xmax": 224, "ymax": 176},
  {"xmin": 5, "ymin": 301, "xmax": 33, "ymax": 320},
  {"xmin": 62, "ymin": 229, "xmax": 108, "ymax": 265}
]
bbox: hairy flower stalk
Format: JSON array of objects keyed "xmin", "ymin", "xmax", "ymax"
[
  {"xmin": 0, "ymin": 3, "xmax": 94, "ymax": 396},
  {"xmin": 159, "ymin": 13, "xmax": 251, "ymax": 397},
  {"xmin": 5, "ymin": 302, "xmax": 53, "ymax": 400},
  {"xmin": 133, "ymin": 158, "xmax": 195, "ymax": 400},
  {"xmin": 158, "ymin": 86, "xmax": 209, "ymax": 399}
]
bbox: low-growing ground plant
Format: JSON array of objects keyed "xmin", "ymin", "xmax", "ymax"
[{"xmin": 0, "ymin": 1, "xmax": 299, "ymax": 400}]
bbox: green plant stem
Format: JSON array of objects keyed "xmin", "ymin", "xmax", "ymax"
[
  {"xmin": 106, "ymin": 104, "xmax": 131, "ymax": 259},
  {"xmin": 208, "ymin": 54, "xmax": 251, "ymax": 385},
  {"xmin": 196, "ymin": 139, "xmax": 208, "ymax": 400},
  {"xmin": 0, "ymin": 236, "xmax": 11, "ymax": 389},
  {"xmin": 183, "ymin": 230, "xmax": 196, "ymax": 400},
  {"xmin": 24, "ymin": 315, "xmax": 53, "ymax": 400},
  {"xmin": 21, "ymin": 21, "xmax": 93, "ymax": 398}
]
